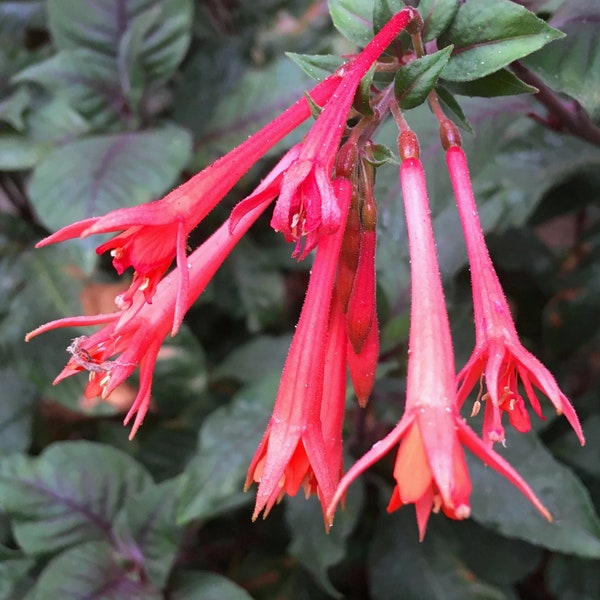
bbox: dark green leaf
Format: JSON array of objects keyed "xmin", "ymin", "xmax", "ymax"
[
  {"xmin": 522, "ymin": 2, "xmax": 600, "ymax": 124},
  {"xmin": 0, "ymin": 369, "xmax": 36, "ymax": 455},
  {"xmin": 285, "ymin": 53, "xmax": 344, "ymax": 82},
  {"xmin": 328, "ymin": 0, "xmax": 373, "ymax": 47},
  {"xmin": 395, "ymin": 46, "xmax": 452, "ymax": 109},
  {"xmin": 28, "ymin": 125, "xmax": 191, "ymax": 232},
  {"xmin": 418, "ymin": 0, "xmax": 459, "ymax": 42},
  {"xmin": 214, "ymin": 335, "xmax": 292, "ymax": 386},
  {"xmin": 0, "ymin": 552, "xmax": 35, "ymax": 600},
  {"xmin": 553, "ymin": 414, "xmax": 600, "ymax": 478},
  {"xmin": 30, "ymin": 541, "xmax": 162, "ymax": 600},
  {"xmin": 369, "ymin": 509, "xmax": 506, "ymax": 600},
  {"xmin": 0, "ymin": 441, "xmax": 153, "ymax": 555},
  {"xmin": 113, "ymin": 479, "xmax": 184, "ymax": 587},
  {"xmin": 373, "ymin": 0, "xmax": 405, "ymax": 35},
  {"xmin": 229, "ymin": 237, "xmax": 286, "ymax": 332},
  {"xmin": 286, "ymin": 474, "xmax": 363, "ymax": 597},
  {"xmin": 468, "ymin": 429, "xmax": 600, "ymax": 558},
  {"xmin": 170, "ymin": 571, "xmax": 252, "ymax": 600},
  {"xmin": 176, "ymin": 375, "xmax": 279, "ymax": 524},
  {"xmin": 444, "ymin": 68, "xmax": 537, "ymax": 98},
  {"xmin": 48, "ymin": 0, "xmax": 192, "ymax": 83},
  {"xmin": 546, "ymin": 554, "xmax": 600, "ymax": 600},
  {"xmin": 441, "ymin": 0, "xmax": 564, "ymax": 82}
]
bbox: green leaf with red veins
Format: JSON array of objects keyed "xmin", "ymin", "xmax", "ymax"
[
  {"xmin": 418, "ymin": 0, "xmax": 459, "ymax": 42},
  {"xmin": 394, "ymin": 45, "xmax": 453, "ymax": 109},
  {"xmin": 0, "ymin": 442, "xmax": 153, "ymax": 555},
  {"xmin": 440, "ymin": 0, "xmax": 564, "ymax": 82},
  {"xmin": 444, "ymin": 68, "xmax": 538, "ymax": 98},
  {"xmin": 522, "ymin": 1, "xmax": 600, "ymax": 124},
  {"xmin": 28, "ymin": 125, "xmax": 191, "ymax": 233},
  {"xmin": 286, "ymin": 52, "xmax": 344, "ymax": 82},
  {"xmin": 328, "ymin": 0, "xmax": 373, "ymax": 46},
  {"xmin": 31, "ymin": 540, "xmax": 162, "ymax": 600}
]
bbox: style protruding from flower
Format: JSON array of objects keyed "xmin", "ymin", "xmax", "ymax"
[
  {"xmin": 328, "ymin": 128, "xmax": 550, "ymax": 540},
  {"xmin": 245, "ymin": 179, "xmax": 352, "ymax": 528},
  {"xmin": 440, "ymin": 120, "xmax": 585, "ymax": 448}
]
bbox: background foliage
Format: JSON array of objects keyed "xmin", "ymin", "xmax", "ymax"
[{"xmin": 1, "ymin": 0, "xmax": 600, "ymax": 598}]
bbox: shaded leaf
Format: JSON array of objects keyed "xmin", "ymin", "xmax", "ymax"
[
  {"xmin": 0, "ymin": 369, "xmax": 36, "ymax": 455},
  {"xmin": 369, "ymin": 509, "xmax": 506, "ymax": 600},
  {"xmin": 441, "ymin": 0, "xmax": 563, "ymax": 82},
  {"xmin": 214, "ymin": 334, "xmax": 292, "ymax": 386},
  {"xmin": 30, "ymin": 541, "xmax": 162, "ymax": 600},
  {"xmin": 170, "ymin": 571, "xmax": 252, "ymax": 600},
  {"xmin": 468, "ymin": 429, "xmax": 600, "ymax": 558},
  {"xmin": 286, "ymin": 474, "xmax": 363, "ymax": 597},
  {"xmin": 28, "ymin": 125, "xmax": 191, "ymax": 232},
  {"xmin": 395, "ymin": 46, "xmax": 452, "ymax": 109},
  {"xmin": 0, "ymin": 86, "xmax": 31, "ymax": 129},
  {"xmin": 546, "ymin": 554, "xmax": 600, "ymax": 600},
  {"xmin": 0, "ymin": 441, "xmax": 153, "ymax": 555},
  {"xmin": 176, "ymin": 375, "xmax": 279, "ymax": 524}
]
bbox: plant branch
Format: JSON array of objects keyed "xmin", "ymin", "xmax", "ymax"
[{"xmin": 512, "ymin": 62, "xmax": 600, "ymax": 149}]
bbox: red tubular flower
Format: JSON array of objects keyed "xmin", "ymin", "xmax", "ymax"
[
  {"xmin": 35, "ymin": 73, "xmax": 343, "ymax": 334},
  {"xmin": 446, "ymin": 143, "xmax": 585, "ymax": 447},
  {"xmin": 271, "ymin": 7, "xmax": 416, "ymax": 258},
  {"xmin": 245, "ymin": 179, "xmax": 352, "ymax": 528},
  {"xmin": 25, "ymin": 169, "xmax": 285, "ymax": 438},
  {"xmin": 328, "ymin": 136, "xmax": 550, "ymax": 539}
]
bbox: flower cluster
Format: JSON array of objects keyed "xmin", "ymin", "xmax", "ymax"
[{"xmin": 26, "ymin": 7, "xmax": 585, "ymax": 538}]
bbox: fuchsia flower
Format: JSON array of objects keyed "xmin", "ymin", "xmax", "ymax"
[
  {"xmin": 271, "ymin": 7, "xmax": 416, "ymax": 258},
  {"xmin": 25, "ymin": 155, "xmax": 290, "ymax": 438},
  {"xmin": 446, "ymin": 143, "xmax": 585, "ymax": 447},
  {"xmin": 245, "ymin": 179, "xmax": 352, "ymax": 528},
  {"xmin": 35, "ymin": 73, "xmax": 343, "ymax": 334},
  {"xmin": 328, "ymin": 134, "xmax": 550, "ymax": 539}
]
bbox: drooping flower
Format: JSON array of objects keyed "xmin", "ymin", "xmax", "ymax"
[
  {"xmin": 245, "ymin": 178, "xmax": 352, "ymax": 527},
  {"xmin": 445, "ymin": 141, "xmax": 585, "ymax": 447},
  {"xmin": 328, "ymin": 133, "xmax": 550, "ymax": 539},
  {"xmin": 25, "ymin": 157, "xmax": 289, "ymax": 438},
  {"xmin": 271, "ymin": 7, "xmax": 416, "ymax": 258},
  {"xmin": 35, "ymin": 73, "xmax": 343, "ymax": 334}
]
